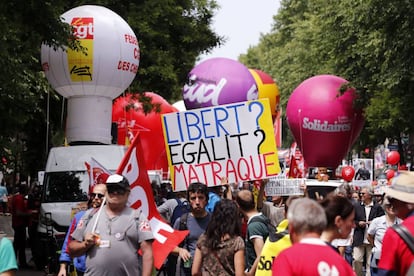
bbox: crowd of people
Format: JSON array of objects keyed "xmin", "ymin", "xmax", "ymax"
[{"xmin": 1, "ymin": 170, "xmax": 413, "ymax": 276}]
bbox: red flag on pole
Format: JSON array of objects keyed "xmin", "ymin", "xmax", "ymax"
[
  {"xmin": 116, "ymin": 133, "xmax": 189, "ymax": 269},
  {"xmin": 288, "ymin": 142, "xmax": 306, "ymax": 178},
  {"xmin": 125, "ymin": 126, "xmax": 135, "ymax": 146},
  {"xmin": 85, "ymin": 157, "xmax": 112, "ymax": 194}
]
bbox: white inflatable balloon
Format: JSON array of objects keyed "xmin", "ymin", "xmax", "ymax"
[
  {"xmin": 41, "ymin": 5, "xmax": 139, "ymax": 144},
  {"xmin": 41, "ymin": 5, "xmax": 139, "ymax": 98}
]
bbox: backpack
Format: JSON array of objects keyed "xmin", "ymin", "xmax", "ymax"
[
  {"xmin": 392, "ymin": 224, "xmax": 414, "ymax": 254},
  {"xmin": 170, "ymin": 198, "xmax": 190, "ymax": 226},
  {"xmin": 249, "ymin": 215, "xmax": 278, "ymax": 242},
  {"xmin": 164, "ymin": 212, "xmax": 190, "ymax": 276}
]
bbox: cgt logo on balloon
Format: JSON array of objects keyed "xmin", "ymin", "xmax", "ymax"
[
  {"xmin": 68, "ymin": 17, "xmax": 94, "ymax": 82},
  {"xmin": 41, "ymin": 5, "xmax": 140, "ymax": 99},
  {"xmin": 162, "ymin": 99, "xmax": 280, "ymax": 191}
]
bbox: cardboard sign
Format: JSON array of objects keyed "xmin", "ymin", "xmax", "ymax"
[{"xmin": 162, "ymin": 99, "xmax": 280, "ymax": 191}]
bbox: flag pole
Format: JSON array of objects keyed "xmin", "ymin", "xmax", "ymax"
[{"xmin": 91, "ymin": 196, "xmax": 106, "ymax": 234}]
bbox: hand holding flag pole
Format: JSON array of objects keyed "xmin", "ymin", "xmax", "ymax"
[{"xmin": 91, "ymin": 197, "xmax": 106, "ymax": 235}]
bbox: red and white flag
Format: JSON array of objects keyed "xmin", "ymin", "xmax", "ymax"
[
  {"xmin": 124, "ymin": 126, "xmax": 135, "ymax": 146},
  {"xmin": 117, "ymin": 133, "xmax": 189, "ymax": 269},
  {"xmin": 288, "ymin": 142, "xmax": 306, "ymax": 178},
  {"xmin": 85, "ymin": 158, "xmax": 112, "ymax": 194}
]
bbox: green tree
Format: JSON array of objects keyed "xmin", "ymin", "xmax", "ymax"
[
  {"xmin": 86, "ymin": 0, "xmax": 223, "ymax": 100},
  {"xmin": 243, "ymin": 0, "xmax": 414, "ymax": 161},
  {"xmin": 0, "ymin": 0, "xmax": 223, "ymax": 181},
  {"xmin": 0, "ymin": 0, "xmax": 71, "ymax": 183}
]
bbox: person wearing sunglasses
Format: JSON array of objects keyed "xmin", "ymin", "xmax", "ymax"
[
  {"xmin": 69, "ymin": 174, "xmax": 154, "ymax": 276},
  {"xmin": 58, "ymin": 184, "xmax": 107, "ymax": 276}
]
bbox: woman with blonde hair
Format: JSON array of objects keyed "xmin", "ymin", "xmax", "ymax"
[{"xmin": 192, "ymin": 199, "xmax": 245, "ymax": 276}]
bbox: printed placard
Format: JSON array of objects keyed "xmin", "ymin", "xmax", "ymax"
[
  {"xmin": 352, "ymin": 158, "xmax": 373, "ymax": 187},
  {"xmin": 265, "ymin": 177, "xmax": 305, "ymax": 196}
]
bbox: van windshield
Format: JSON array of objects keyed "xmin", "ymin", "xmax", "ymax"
[{"xmin": 43, "ymin": 171, "xmax": 89, "ymax": 202}]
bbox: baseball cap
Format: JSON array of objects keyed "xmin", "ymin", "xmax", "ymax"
[{"xmin": 106, "ymin": 174, "xmax": 130, "ymax": 190}]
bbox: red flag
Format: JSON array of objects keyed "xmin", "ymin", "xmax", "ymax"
[
  {"xmin": 288, "ymin": 142, "xmax": 306, "ymax": 178},
  {"xmin": 117, "ymin": 133, "xmax": 189, "ymax": 269},
  {"xmin": 85, "ymin": 158, "xmax": 112, "ymax": 194},
  {"xmin": 125, "ymin": 126, "xmax": 135, "ymax": 146}
]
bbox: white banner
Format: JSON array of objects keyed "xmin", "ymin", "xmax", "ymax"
[{"xmin": 265, "ymin": 177, "xmax": 305, "ymax": 196}]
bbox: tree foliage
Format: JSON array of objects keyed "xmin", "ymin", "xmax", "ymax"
[
  {"xmin": 242, "ymin": 0, "xmax": 414, "ymax": 156},
  {"xmin": 0, "ymin": 0, "xmax": 222, "ymax": 181},
  {"xmin": 4, "ymin": 0, "xmax": 414, "ymax": 180}
]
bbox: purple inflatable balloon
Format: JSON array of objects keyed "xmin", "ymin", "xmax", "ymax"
[
  {"xmin": 286, "ymin": 75, "xmax": 364, "ymax": 168},
  {"xmin": 182, "ymin": 57, "xmax": 258, "ymax": 109}
]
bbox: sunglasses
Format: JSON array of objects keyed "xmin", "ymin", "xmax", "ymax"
[
  {"xmin": 90, "ymin": 193, "xmax": 105, "ymax": 199},
  {"xmin": 107, "ymin": 186, "xmax": 128, "ymax": 195}
]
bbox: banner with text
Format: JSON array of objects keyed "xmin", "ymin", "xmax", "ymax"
[
  {"xmin": 265, "ymin": 176, "xmax": 305, "ymax": 196},
  {"xmin": 162, "ymin": 99, "xmax": 280, "ymax": 191}
]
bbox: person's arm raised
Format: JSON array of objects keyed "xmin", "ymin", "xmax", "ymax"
[
  {"xmin": 220, "ymin": 176, "xmax": 233, "ymax": 199},
  {"xmin": 257, "ymin": 179, "xmax": 268, "ymax": 211}
]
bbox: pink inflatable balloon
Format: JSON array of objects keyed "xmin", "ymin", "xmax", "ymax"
[{"xmin": 286, "ymin": 75, "xmax": 364, "ymax": 168}]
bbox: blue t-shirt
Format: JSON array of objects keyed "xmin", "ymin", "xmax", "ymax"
[
  {"xmin": 173, "ymin": 213, "xmax": 211, "ymax": 274},
  {"xmin": 173, "ymin": 213, "xmax": 211, "ymax": 257},
  {"xmin": 0, "ymin": 237, "xmax": 18, "ymax": 273},
  {"xmin": 0, "ymin": 186, "xmax": 7, "ymax": 202},
  {"xmin": 59, "ymin": 210, "xmax": 87, "ymax": 272},
  {"xmin": 205, "ymin": 192, "xmax": 221, "ymax": 213}
]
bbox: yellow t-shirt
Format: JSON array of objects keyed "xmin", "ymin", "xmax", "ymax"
[{"xmin": 255, "ymin": 219, "xmax": 291, "ymax": 276}]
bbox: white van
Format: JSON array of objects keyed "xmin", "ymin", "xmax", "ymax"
[
  {"xmin": 147, "ymin": 169, "xmax": 163, "ymax": 187},
  {"xmin": 33, "ymin": 144, "xmax": 126, "ymax": 270}
]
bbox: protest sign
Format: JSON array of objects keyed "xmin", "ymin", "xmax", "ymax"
[
  {"xmin": 265, "ymin": 176, "xmax": 305, "ymax": 196},
  {"xmin": 374, "ymin": 183, "xmax": 387, "ymax": 195},
  {"xmin": 353, "ymin": 158, "xmax": 373, "ymax": 187},
  {"xmin": 162, "ymin": 99, "xmax": 280, "ymax": 191}
]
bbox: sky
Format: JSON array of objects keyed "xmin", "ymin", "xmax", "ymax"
[{"xmin": 198, "ymin": 0, "xmax": 281, "ymax": 62}]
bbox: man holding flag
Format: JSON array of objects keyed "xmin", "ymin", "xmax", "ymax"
[
  {"xmin": 68, "ymin": 174, "xmax": 155, "ymax": 276},
  {"xmin": 116, "ymin": 132, "xmax": 190, "ymax": 269},
  {"xmin": 71, "ymin": 132, "xmax": 190, "ymax": 272}
]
